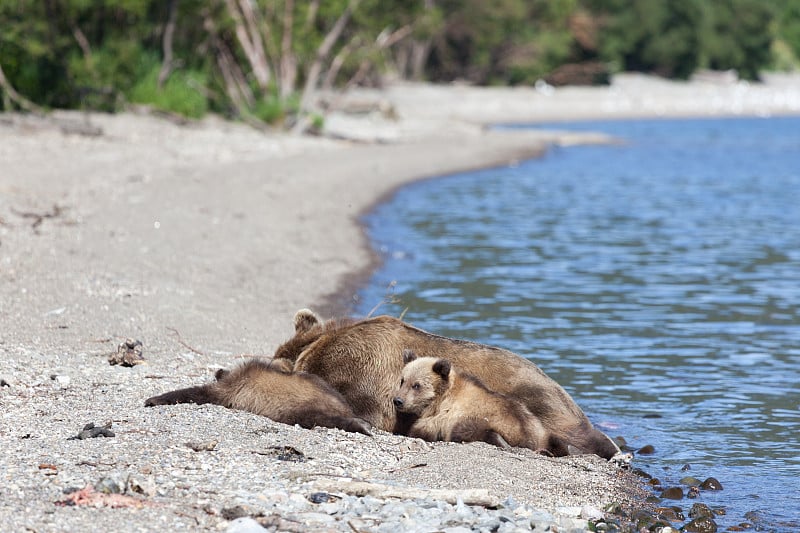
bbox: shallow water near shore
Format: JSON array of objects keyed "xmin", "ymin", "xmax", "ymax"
[{"xmin": 356, "ymin": 116, "xmax": 800, "ymax": 531}]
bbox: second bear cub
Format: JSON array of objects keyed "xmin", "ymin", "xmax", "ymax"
[
  {"xmin": 145, "ymin": 359, "xmax": 371, "ymax": 435},
  {"xmin": 393, "ymin": 350, "xmax": 567, "ymax": 454}
]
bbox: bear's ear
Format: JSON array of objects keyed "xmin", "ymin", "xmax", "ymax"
[
  {"xmin": 432, "ymin": 359, "xmax": 451, "ymax": 379},
  {"xmin": 402, "ymin": 349, "xmax": 417, "ymax": 364},
  {"xmin": 294, "ymin": 308, "xmax": 321, "ymax": 334}
]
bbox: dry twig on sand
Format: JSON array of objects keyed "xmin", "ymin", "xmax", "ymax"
[{"xmin": 166, "ymin": 326, "xmax": 207, "ymax": 356}]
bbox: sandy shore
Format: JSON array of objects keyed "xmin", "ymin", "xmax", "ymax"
[{"xmin": 1, "ymin": 74, "xmax": 798, "ymax": 531}]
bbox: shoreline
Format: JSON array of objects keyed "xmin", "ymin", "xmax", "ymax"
[
  {"xmin": 2, "ymin": 74, "xmax": 799, "ymax": 531},
  {"xmin": 325, "ymin": 72, "xmax": 800, "ymax": 135}
]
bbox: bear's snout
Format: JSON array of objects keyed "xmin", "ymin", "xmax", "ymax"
[{"xmin": 393, "ymin": 397, "xmax": 404, "ymax": 409}]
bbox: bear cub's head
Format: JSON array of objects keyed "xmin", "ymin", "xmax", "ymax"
[{"xmin": 392, "ymin": 349, "xmax": 451, "ymax": 415}]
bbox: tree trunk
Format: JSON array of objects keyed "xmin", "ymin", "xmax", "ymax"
[
  {"xmin": 237, "ymin": 0, "xmax": 272, "ymax": 90},
  {"xmin": 394, "ymin": 44, "xmax": 409, "ymax": 79},
  {"xmin": 321, "ymin": 36, "xmax": 359, "ymax": 91},
  {"xmin": 72, "ymin": 26, "xmax": 92, "ymax": 65},
  {"xmin": 224, "ymin": 0, "xmax": 272, "ymax": 92},
  {"xmin": 158, "ymin": 0, "xmax": 178, "ymax": 88},
  {"xmin": 304, "ymin": 0, "xmax": 320, "ymax": 30},
  {"xmin": 204, "ymin": 14, "xmax": 255, "ymax": 114},
  {"xmin": 409, "ymin": 39, "xmax": 431, "ymax": 80},
  {"xmin": 279, "ymin": 0, "xmax": 297, "ymax": 99},
  {"xmin": 295, "ymin": 0, "xmax": 361, "ymax": 128},
  {"xmin": 344, "ymin": 25, "xmax": 412, "ymax": 89}
]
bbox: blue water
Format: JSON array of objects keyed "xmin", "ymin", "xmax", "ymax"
[{"xmin": 356, "ymin": 117, "xmax": 800, "ymax": 531}]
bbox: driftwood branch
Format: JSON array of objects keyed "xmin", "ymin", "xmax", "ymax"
[
  {"xmin": 166, "ymin": 326, "xmax": 207, "ymax": 356},
  {"xmin": 11, "ymin": 204, "xmax": 64, "ymax": 232},
  {"xmin": 311, "ymin": 480, "xmax": 500, "ymax": 508}
]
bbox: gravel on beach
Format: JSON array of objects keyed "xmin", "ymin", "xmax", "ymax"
[
  {"xmin": 1, "ymin": 345, "xmax": 642, "ymax": 532},
  {"xmin": 4, "ymin": 74, "xmax": 798, "ymax": 531}
]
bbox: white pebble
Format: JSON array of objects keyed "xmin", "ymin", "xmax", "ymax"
[{"xmin": 225, "ymin": 517, "xmax": 268, "ymax": 533}]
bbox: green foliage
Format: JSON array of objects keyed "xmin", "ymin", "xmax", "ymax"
[
  {"xmin": 701, "ymin": 0, "xmax": 776, "ymax": 80},
  {"xmin": 252, "ymin": 91, "xmax": 299, "ymax": 125},
  {"xmin": 310, "ymin": 113, "xmax": 325, "ymax": 131},
  {"xmin": 588, "ymin": 0, "xmax": 704, "ymax": 79},
  {"xmin": 771, "ymin": 39, "xmax": 800, "ymax": 71},
  {"xmin": 773, "ymin": 0, "xmax": 800, "ymax": 70},
  {"xmin": 427, "ymin": 0, "xmax": 577, "ymax": 84},
  {"xmin": 0, "ymin": 2, "xmax": 69, "ymax": 108},
  {"xmin": 587, "ymin": 0, "xmax": 782, "ymax": 80},
  {"xmin": 129, "ymin": 59, "xmax": 208, "ymax": 118}
]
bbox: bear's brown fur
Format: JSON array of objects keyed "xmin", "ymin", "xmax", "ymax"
[
  {"xmin": 144, "ymin": 359, "xmax": 371, "ymax": 435},
  {"xmin": 394, "ymin": 351, "xmax": 566, "ymax": 454},
  {"xmin": 274, "ymin": 309, "xmax": 619, "ymax": 459}
]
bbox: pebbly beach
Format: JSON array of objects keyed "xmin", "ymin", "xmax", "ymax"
[{"xmin": 1, "ymin": 73, "xmax": 799, "ymax": 532}]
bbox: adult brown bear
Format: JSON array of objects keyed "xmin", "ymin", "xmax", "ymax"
[{"xmin": 274, "ymin": 309, "xmax": 620, "ymax": 459}]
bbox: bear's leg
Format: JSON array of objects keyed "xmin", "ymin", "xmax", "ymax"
[
  {"xmin": 144, "ymin": 385, "xmax": 219, "ymax": 407},
  {"xmin": 450, "ymin": 417, "xmax": 512, "ymax": 449},
  {"xmin": 407, "ymin": 417, "xmax": 443, "ymax": 442},
  {"xmin": 392, "ymin": 411, "xmax": 418, "ymax": 435},
  {"xmin": 483, "ymin": 432, "xmax": 512, "ymax": 450},
  {"xmin": 319, "ymin": 415, "xmax": 372, "ymax": 436},
  {"xmin": 283, "ymin": 410, "xmax": 372, "ymax": 435}
]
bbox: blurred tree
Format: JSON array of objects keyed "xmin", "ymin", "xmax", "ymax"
[
  {"xmin": 587, "ymin": 0, "xmax": 779, "ymax": 80},
  {"xmin": 427, "ymin": 0, "xmax": 577, "ymax": 84},
  {"xmin": 587, "ymin": 0, "xmax": 704, "ymax": 79},
  {"xmin": 0, "ymin": 0, "xmax": 76, "ymax": 108},
  {"xmin": 701, "ymin": 0, "xmax": 776, "ymax": 80},
  {"xmin": 208, "ymin": 0, "xmax": 424, "ymax": 130},
  {"xmin": 1, "ymin": 0, "xmax": 797, "ymax": 119}
]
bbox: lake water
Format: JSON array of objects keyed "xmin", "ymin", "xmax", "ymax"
[{"xmin": 355, "ymin": 117, "xmax": 800, "ymax": 531}]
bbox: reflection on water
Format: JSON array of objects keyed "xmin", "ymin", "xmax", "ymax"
[{"xmin": 357, "ymin": 117, "xmax": 800, "ymax": 530}]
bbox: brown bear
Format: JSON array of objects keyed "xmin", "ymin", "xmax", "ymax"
[
  {"xmin": 144, "ymin": 358, "xmax": 371, "ymax": 435},
  {"xmin": 394, "ymin": 350, "xmax": 567, "ymax": 455},
  {"xmin": 274, "ymin": 309, "xmax": 620, "ymax": 459}
]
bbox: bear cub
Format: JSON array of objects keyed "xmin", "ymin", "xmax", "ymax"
[
  {"xmin": 145, "ymin": 359, "xmax": 371, "ymax": 435},
  {"xmin": 393, "ymin": 350, "xmax": 567, "ymax": 455}
]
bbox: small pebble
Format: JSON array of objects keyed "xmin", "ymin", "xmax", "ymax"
[
  {"xmin": 581, "ymin": 505, "xmax": 604, "ymax": 521},
  {"xmin": 226, "ymin": 517, "xmax": 268, "ymax": 533},
  {"xmin": 660, "ymin": 486, "xmax": 684, "ymax": 500},
  {"xmin": 636, "ymin": 444, "xmax": 655, "ymax": 455}
]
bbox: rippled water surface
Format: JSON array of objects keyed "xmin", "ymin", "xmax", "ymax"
[{"xmin": 356, "ymin": 117, "xmax": 800, "ymax": 530}]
